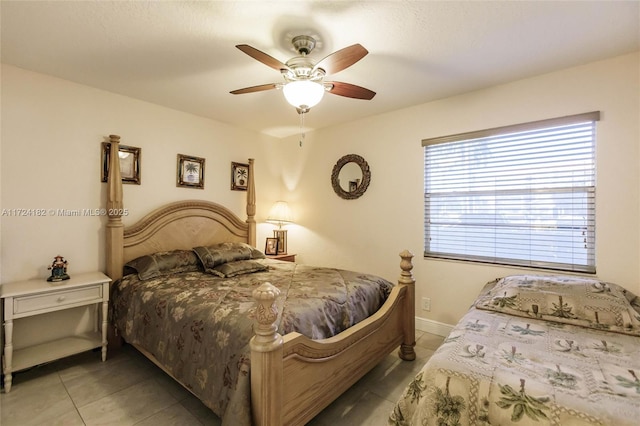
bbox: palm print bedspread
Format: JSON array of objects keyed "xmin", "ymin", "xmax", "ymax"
[{"xmin": 390, "ymin": 275, "xmax": 640, "ymax": 426}]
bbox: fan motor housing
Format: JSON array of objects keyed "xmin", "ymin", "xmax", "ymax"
[
  {"xmin": 291, "ymin": 35, "xmax": 316, "ymax": 55},
  {"xmin": 283, "ymin": 56, "xmax": 325, "ymax": 82}
]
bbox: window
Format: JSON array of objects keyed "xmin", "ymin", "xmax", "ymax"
[{"xmin": 423, "ymin": 112, "xmax": 599, "ymax": 273}]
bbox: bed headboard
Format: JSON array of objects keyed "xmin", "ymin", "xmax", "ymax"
[
  {"xmin": 104, "ymin": 134, "xmax": 256, "ymax": 282},
  {"xmin": 122, "ymin": 200, "xmax": 250, "ymax": 264}
]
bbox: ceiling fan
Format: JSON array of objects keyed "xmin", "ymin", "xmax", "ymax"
[{"xmin": 230, "ymin": 35, "xmax": 376, "ymax": 113}]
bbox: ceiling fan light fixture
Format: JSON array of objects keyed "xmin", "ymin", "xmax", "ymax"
[
  {"xmin": 282, "ymin": 80, "xmax": 325, "ymax": 110},
  {"xmin": 232, "ymin": 37, "xmax": 375, "ymax": 111}
]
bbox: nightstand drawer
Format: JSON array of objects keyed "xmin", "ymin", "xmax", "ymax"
[{"xmin": 13, "ymin": 285, "xmax": 103, "ymax": 315}]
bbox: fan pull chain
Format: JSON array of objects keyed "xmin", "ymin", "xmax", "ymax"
[{"xmin": 299, "ymin": 110, "xmax": 305, "ymax": 147}]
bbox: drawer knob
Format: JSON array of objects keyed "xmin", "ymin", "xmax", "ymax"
[{"xmin": 57, "ymin": 296, "xmax": 66, "ymax": 302}]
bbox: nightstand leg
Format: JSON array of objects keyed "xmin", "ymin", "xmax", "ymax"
[
  {"xmin": 101, "ymin": 300, "xmax": 108, "ymax": 361},
  {"xmin": 3, "ymin": 319, "xmax": 13, "ymax": 392}
]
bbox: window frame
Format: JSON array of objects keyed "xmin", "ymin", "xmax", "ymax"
[{"xmin": 423, "ymin": 111, "xmax": 599, "ymax": 273}]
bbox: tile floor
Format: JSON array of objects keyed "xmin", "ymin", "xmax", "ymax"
[{"xmin": 0, "ymin": 331, "xmax": 444, "ymax": 426}]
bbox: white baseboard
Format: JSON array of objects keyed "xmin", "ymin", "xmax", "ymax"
[{"xmin": 415, "ymin": 316, "xmax": 454, "ymax": 337}]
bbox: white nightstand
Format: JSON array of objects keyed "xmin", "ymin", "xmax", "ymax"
[{"xmin": 1, "ymin": 271, "xmax": 111, "ymax": 392}]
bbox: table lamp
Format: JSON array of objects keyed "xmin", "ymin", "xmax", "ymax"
[{"xmin": 266, "ymin": 201, "xmax": 294, "ymax": 254}]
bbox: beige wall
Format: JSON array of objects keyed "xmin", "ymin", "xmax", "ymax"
[
  {"xmin": 0, "ymin": 64, "xmax": 280, "ymax": 282},
  {"xmin": 2, "ymin": 52, "xmax": 638, "ymax": 333},
  {"xmin": 278, "ymin": 52, "xmax": 640, "ymax": 331}
]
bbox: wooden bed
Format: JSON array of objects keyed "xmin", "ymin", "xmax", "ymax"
[{"xmin": 104, "ymin": 135, "xmax": 416, "ymax": 425}]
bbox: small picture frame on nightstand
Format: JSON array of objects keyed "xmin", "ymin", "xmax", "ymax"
[
  {"xmin": 273, "ymin": 229, "xmax": 287, "ymax": 254},
  {"xmin": 265, "ymin": 237, "xmax": 279, "ymax": 255}
]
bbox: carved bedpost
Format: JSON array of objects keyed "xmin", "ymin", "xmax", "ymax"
[
  {"xmin": 247, "ymin": 158, "xmax": 256, "ymax": 247},
  {"xmin": 250, "ymin": 282, "xmax": 283, "ymax": 426},
  {"xmin": 398, "ymin": 250, "xmax": 416, "ymax": 361},
  {"xmin": 105, "ymin": 134, "xmax": 124, "ymax": 283}
]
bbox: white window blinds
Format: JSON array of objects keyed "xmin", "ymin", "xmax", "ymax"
[{"xmin": 423, "ymin": 112, "xmax": 599, "ymax": 273}]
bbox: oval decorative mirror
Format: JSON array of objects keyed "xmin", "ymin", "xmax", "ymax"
[{"xmin": 331, "ymin": 154, "xmax": 371, "ymax": 200}]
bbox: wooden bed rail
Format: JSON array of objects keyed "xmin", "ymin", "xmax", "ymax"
[{"xmin": 250, "ymin": 250, "xmax": 416, "ymax": 426}]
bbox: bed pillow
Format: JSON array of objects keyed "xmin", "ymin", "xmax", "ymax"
[
  {"xmin": 125, "ymin": 249, "xmax": 202, "ymax": 280},
  {"xmin": 192, "ymin": 242, "xmax": 260, "ymax": 272},
  {"xmin": 210, "ymin": 260, "xmax": 269, "ymax": 278},
  {"xmin": 248, "ymin": 246, "xmax": 266, "ymax": 259},
  {"xmin": 475, "ymin": 275, "xmax": 640, "ymax": 336}
]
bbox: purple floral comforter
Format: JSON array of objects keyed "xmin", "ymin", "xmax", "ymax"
[{"xmin": 111, "ymin": 258, "xmax": 393, "ymax": 425}]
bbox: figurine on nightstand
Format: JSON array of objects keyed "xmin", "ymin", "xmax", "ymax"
[{"xmin": 47, "ymin": 255, "xmax": 70, "ymax": 282}]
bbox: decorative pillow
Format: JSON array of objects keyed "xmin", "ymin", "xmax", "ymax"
[
  {"xmin": 210, "ymin": 259, "xmax": 269, "ymax": 278},
  {"xmin": 192, "ymin": 242, "xmax": 258, "ymax": 272},
  {"xmin": 125, "ymin": 250, "xmax": 201, "ymax": 280},
  {"xmin": 248, "ymin": 246, "xmax": 266, "ymax": 259},
  {"xmin": 475, "ymin": 275, "xmax": 640, "ymax": 336}
]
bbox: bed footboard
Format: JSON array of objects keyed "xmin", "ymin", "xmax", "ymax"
[{"xmin": 250, "ymin": 250, "xmax": 416, "ymax": 426}]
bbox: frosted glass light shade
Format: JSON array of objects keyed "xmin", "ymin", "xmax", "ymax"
[{"xmin": 282, "ymin": 80, "xmax": 325, "ymax": 109}]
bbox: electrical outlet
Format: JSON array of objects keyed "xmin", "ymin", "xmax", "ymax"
[{"xmin": 422, "ymin": 297, "xmax": 431, "ymax": 312}]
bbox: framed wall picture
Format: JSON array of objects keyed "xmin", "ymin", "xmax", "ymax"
[
  {"xmin": 231, "ymin": 161, "xmax": 249, "ymax": 191},
  {"xmin": 101, "ymin": 142, "xmax": 141, "ymax": 185},
  {"xmin": 265, "ymin": 237, "xmax": 279, "ymax": 255},
  {"xmin": 177, "ymin": 154, "xmax": 205, "ymax": 189}
]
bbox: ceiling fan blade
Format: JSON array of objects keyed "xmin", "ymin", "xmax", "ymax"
[
  {"xmin": 313, "ymin": 44, "xmax": 368, "ymax": 75},
  {"xmin": 236, "ymin": 44, "xmax": 290, "ymax": 72},
  {"xmin": 230, "ymin": 83, "xmax": 279, "ymax": 95},
  {"xmin": 327, "ymin": 81, "xmax": 376, "ymax": 100}
]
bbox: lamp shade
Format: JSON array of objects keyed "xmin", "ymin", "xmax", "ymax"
[
  {"xmin": 266, "ymin": 201, "xmax": 294, "ymax": 227},
  {"xmin": 282, "ymin": 80, "xmax": 325, "ymax": 109}
]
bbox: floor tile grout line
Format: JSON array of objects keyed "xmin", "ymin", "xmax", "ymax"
[{"xmin": 57, "ymin": 367, "xmax": 88, "ymax": 425}]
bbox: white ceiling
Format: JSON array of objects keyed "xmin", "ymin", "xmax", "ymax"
[{"xmin": 2, "ymin": 1, "xmax": 638, "ymax": 138}]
